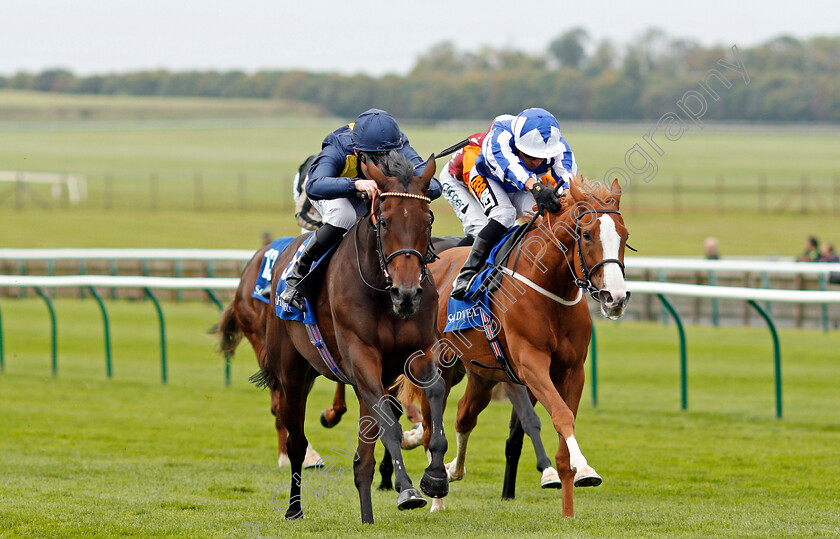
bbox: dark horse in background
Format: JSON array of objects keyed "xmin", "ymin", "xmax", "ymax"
[{"xmin": 222, "ymin": 152, "xmax": 448, "ymax": 524}]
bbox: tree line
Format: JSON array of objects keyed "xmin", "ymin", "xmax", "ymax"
[{"xmin": 2, "ymin": 29, "xmax": 839, "ymax": 122}]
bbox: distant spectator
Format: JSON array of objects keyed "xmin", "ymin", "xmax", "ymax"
[
  {"xmin": 798, "ymin": 236, "xmax": 819, "ymax": 262},
  {"xmin": 818, "ymin": 242, "xmax": 839, "ymax": 263},
  {"xmin": 261, "ymin": 231, "xmax": 272, "ymax": 246},
  {"xmin": 703, "ymin": 237, "xmax": 719, "ymax": 260}
]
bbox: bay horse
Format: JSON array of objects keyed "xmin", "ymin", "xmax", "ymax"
[
  {"xmin": 260, "ymin": 152, "xmax": 448, "ymax": 524},
  {"xmin": 400, "ymin": 177, "xmax": 630, "ymax": 517}
]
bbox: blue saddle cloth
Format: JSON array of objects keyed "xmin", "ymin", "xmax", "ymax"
[
  {"xmin": 443, "ymin": 226, "xmax": 519, "ymax": 333},
  {"xmin": 250, "ymin": 236, "xmax": 321, "ymax": 324},
  {"xmin": 252, "ymin": 237, "xmax": 297, "ymax": 304}
]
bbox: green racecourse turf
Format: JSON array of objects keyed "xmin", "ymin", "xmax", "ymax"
[
  {"xmin": 2, "ymin": 90, "xmax": 840, "ymax": 256},
  {"xmin": 1, "ymin": 298, "xmax": 839, "ymax": 537}
]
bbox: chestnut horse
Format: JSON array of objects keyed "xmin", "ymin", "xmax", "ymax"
[
  {"xmin": 401, "ymin": 178, "xmax": 630, "ymax": 517},
  {"xmin": 260, "ymin": 152, "xmax": 448, "ymax": 524}
]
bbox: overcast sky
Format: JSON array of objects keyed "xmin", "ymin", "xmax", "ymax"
[{"xmin": 2, "ymin": 0, "xmax": 838, "ymax": 76}]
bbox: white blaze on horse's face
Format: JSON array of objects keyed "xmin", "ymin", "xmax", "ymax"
[{"xmin": 597, "ymin": 214, "xmax": 628, "ymax": 320}]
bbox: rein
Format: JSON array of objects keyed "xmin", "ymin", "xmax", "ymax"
[{"xmin": 355, "ymin": 191, "xmax": 435, "ymax": 293}]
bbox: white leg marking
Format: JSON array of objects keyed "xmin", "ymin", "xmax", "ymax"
[
  {"xmin": 430, "ymin": 497, "xmax": 446, "ymax": 512},
  {"xmin": 278, "ymin": 453, "xmax": 290, "ymax": 468},
  {"xmin": 564, "ymin": 435, "xmax": 588, "ymax": 473},
  {"xmin": 303, "ymin": 443, "xmax": 324, "ymax": 469},
  {"xmin": 401, "ymin": 423, "xmax": 424, "ymax": 449},
  {"xmin": 540, "ymin": 466, "xmax": 561, "ymax": 488},
  {"xmin": 445, "ymin": 430, "xmax": 471, "ymax": 481}
]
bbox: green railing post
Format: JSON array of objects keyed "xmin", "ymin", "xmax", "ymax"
[
  {"xmin": 761, "ymin": 271, "xmax": 772, "ymax": 316},
  {"xmin": 747, "ymin": 300, "xmax": 782, "ymax": 419},
  {"xmin": 34, "ymin": 287, "xmax": 57, "ymax": 377},
  {"xmin": 88, "ymin": 286, "xmax": 112, "ymax": 379},
  {"xmin": 78, "ymin": 260, "xmax": 87, "ymax": 299},
  {"xmin": 205, "ymin": 289, "xmax": 230, "ymax": 387},
  {"xmin": 174, "ymin": 260, "xmax": 183, "ymax": 303},
  {"xmin": 109, "ymin": 259, "xmax": 118, "ymax": 299},
  {"xmin": 143, "ymin": 287, "xmax": 167, "ymax": 384},
  {"xmin": 17, "ymin": 260, "xmax": 26, "ymax": 298},
  {"xmin": 0, "ymin": 302, "xmax": 4, "ymax": 373},
  {"xmin": 708, "ymin": 271, "xmax": 719, "ymax": 327},
  {"xmin": 658, "ymin": 270, "xmax": 668, "ymax": 324},
  {"xmin": 657, "ymin": 294, "xmax": 687, "ymax": 411},
  {"xmin": 589, "ymin": 323, "xmax": 598, "ymax": 407},
  {"xmin": 819, "ymin": 274, "xmax": 829, "ymax": 333}
]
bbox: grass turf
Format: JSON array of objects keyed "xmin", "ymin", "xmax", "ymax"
[{"xmin": 1, "ymin": 298, "xmax": 839, "ymax": 537}]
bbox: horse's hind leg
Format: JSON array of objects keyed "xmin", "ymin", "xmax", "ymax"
[
  {"xmin": 446, "ymin": 371, "xmax": 495, "ymax": 483},
  {"xmin": 271, "ymin": 389, "xmax": 290, "ymax": 467},
  {"xmin": 269, "ymin": 333, "xmax": 316, "ymax": 520},
  {"xmin": 320, "ymin": 382, "xmax": 347, "ymax": 428},
  {"xmin": 504, "ymin": 383, "xmax": 561, "ymax": 491},
  {"xmin": 501, "ymin": 408, "xmax": 524, "ymax": 500}
]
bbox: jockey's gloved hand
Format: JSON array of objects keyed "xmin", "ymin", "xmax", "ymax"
[{"xmin": 530, "ymin": 182, "xmax": 562, "ymax": 213}]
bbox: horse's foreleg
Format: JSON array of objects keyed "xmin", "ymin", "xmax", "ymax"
[
  {"xmin": 350, "ymin": 348, "xmax": 426, "ymax": 515},
  {"xmin": 320, "ymin": 383, "xmax": 347, "ymax": 428},
  {"xmin": 557, "ymin": 362, "xmax": 601, "ymax": 488},
  {"xmin": 354, "ymin": 397, "xmax": 378, "ymax": 524},
  {"xmin": 377, "ymin": 391, "xmax": 402, "ymax": 491},
  {"xmin": 514, "ymin": 346, "xmax": 580, "ymax": 516},
  {"xmin": 504, "ymin": 383, "xmax": 561, "ymax": 490}
]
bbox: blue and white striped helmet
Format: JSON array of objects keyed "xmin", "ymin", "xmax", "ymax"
[{"xmin": 511, "ymin": 108, "xmax": 563, "ymax": 159}]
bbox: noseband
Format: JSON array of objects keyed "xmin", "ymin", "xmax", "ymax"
[
  {"xmin": 355, "ymin": 191, "xmax": 436, "ymax": 292},
  {"xmin": 570, "ymin": 209, "xmax": 625, "ymax": 300}
]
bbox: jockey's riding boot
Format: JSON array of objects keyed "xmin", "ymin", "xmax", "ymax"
[
  {"xmin": 451, "ymin": 219, "xmax": 508, "ymax": 300},
  {"xmin": 279, "ymin": 224, "xmax": 345, "ymax": 311}
]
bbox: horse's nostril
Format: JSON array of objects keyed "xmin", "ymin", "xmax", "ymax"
[{"xmin": 600, "ymin": 291, "xmax": 614, "ymax": 306}]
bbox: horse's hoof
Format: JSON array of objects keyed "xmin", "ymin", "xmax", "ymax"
[
  {"xmin": 320, "ymin": 410, "xmax": 336, "ymax": 428},
  {"xmin": 574, "ymin": 466, "xmax": 602, "ymax": 487},
  {"xmin": 377, "ymin": 481, "xmax": 393, "ymax": 491},
  {"xmin": 401, "ymin": 423, "xmax": 424, "ymax": 449},
  {"xmin": 540, "ymin": 466, "xmax": 562, "ymax": 489},
  {"xmin": 285, "ymin": 507, "xmax": 305, "ymax": 521},
  {"xmin": 397, "ymin": 488, "xmax": 427, "ymax": 510},
  {"xmin": 445, "ymin": 458, "xmax": 464, "ymax": 481},
  {"xmin": 303, "ymin": 444, "xmax": 324, "ymax": 469},
  {"xmin": 430, "ymin": 498, "xmax": 446, "ymax": 512},
  {"xmin": 420, "ymin": 471, "xmax": 449, "ymax": 498}
]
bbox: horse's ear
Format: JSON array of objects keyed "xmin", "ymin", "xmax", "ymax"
[
  {"xmin": 568, "ymin": 176, "xmax": 584, "ymax": 202},
  {"xmin": 610, "ymin": 178, "xmax": 623, "ymax": 205},
  {"xmin": 365, "ymin": 157, "xmax": 390, "ymax": 190},
  {"xmin": 416, "ymin": 154, "xmax": 436, "ymax": 193}
]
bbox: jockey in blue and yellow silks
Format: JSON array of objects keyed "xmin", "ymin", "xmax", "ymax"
[
  {"xmin": 451, "ymin": 107, "xmax": 578, "ymax": 300},
  {"xmin": 279, "ymin": 108, "xmax": 442, "ymax": 311}
]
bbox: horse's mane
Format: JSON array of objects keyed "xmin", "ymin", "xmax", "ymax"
[
  {"xmin": 379, "ymin": 151, "xmax": 415, "ymax": 191},
  {"xmin": 560, "ymin": 175, "xmax": 620, "ymax": 213}
]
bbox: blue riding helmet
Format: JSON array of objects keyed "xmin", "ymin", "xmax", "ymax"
[
  {"xmin": 351, "ymin": 109, "xmax": 405, "ymax": 152},
  {"xmin": 512, "ymin": 107, "xmax": 563, "ymax": 159}
]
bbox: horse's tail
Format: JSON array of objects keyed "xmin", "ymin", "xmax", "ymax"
[
  {"xmin": 394, "ymin": 374, "xmax": 424, "ymax": 409},
  {"xmin": 210, "ymin": 301, "xmax": 243, "ymax": 361}
]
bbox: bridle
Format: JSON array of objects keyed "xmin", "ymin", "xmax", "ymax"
[
  {"xmin": 354, "ymin": 191, "xmax": 436, "ymax": 292},
  {"xmin": 565, "ymin": 208, "xmax": 626, "ymax": 300}
]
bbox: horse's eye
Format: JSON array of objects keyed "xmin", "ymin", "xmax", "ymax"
[
  {"xmin": 582, "ymin": 231, "xmax": 592, "ymax": 241},
  {"xmin": 380, "ymin": 219, "xmax": 387, "ymax": 229}
]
